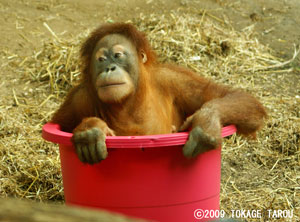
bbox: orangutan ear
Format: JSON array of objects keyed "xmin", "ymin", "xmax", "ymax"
[{"xmin": 141, "ymin": 51, "xmax": 147, "ymax": 63}]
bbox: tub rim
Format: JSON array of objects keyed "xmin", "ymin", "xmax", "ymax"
[{"xmin": 42, "ymin": 122, "xmax": 236, "ymax": 148}]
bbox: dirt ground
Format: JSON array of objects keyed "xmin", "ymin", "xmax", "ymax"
[
  {"xmin": 1, "ymin": 0, "xmax": 300, "ymax": 56},
  {"xmin": 0, "ymin": 0, "xmax": 299, "ymax": 221},
  {"xmin": 1, "ymin": 0, "xmax": 300, "ymax": 101}
]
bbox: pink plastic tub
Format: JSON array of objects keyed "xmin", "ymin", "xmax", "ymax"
[{"xmin": 42, "ymin": 123, "xmax": 236, "ymax": 222}]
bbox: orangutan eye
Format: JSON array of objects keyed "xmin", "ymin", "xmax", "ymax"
[
  {"xmin": 114, "ymin": 52, "xmax": 123, "ymax": 59},
  {"xmin": 98, "ymin": 56, "xmax": 106, "ymax": 62}
]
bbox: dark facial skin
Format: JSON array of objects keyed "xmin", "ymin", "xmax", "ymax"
[{"xmin": 91, "ymin": 34, "xmax": 140, "ymax": 103}]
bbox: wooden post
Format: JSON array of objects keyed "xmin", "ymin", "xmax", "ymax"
[{"xmin": 0, "ymin": 198, "xmax": 147, "ymax": 222}]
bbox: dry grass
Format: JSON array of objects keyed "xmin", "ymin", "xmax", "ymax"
[{"xmin": 0, "ymin": 10, "xmax": 299, "ymax": 221}]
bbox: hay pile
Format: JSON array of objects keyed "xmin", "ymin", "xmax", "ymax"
[{"xmin": 0, "ymin": 10, "xmax": 299, "ymax": 221}]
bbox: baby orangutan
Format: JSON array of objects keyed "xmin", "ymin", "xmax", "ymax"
[{"xmin": 52, "ymin": 23, "xmax": 267, "ymax": 164}]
